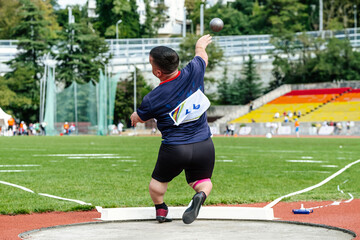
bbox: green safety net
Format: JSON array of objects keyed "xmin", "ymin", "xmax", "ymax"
[
  {"xmin": 44, "ymin": 70, "xmax": 118, "ymax": 135},
  {"xmin": 43, "ymin": 69, "xmax": 57, "ymax": 136}
]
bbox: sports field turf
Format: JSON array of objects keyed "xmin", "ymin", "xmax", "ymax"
[{"xmin": 0, "ymin": 136, "xmax": 359, "ymax": 214}]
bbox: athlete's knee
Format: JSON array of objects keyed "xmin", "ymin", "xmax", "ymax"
[{"xmin": 190, "ymin": 178, "xmax": 212, "ymax": 190}]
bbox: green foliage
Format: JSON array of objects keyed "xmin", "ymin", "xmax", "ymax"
[
  {"xmin": 95, "ymin": 0, "xmax": 140, "ymax": 38},
  {"xmin": 3, "ymin": 0, "xmax": 58, "ymax": 122},
  {"xmin": 140, "ymin": 0, "xmax": 168, "ymax": 37},
  {"xmin": 114, "ymin": 68, "xmax": 152, "ymax": 127},
  {"xmin": 268, "ymin": 34, "xmax": 360, "ymax": 90},
  {"xmin": 178, "ymin": 34, "xmax": 223, "ymax": 71},
  {"xmin": 216, "ymin": 65, "xmax": 233, "ymax": 105},
  {"xmin": 217, "ymin": 55, "xmax": 262, "ymax": 105},
  {"xmin": 323, "ymin": 0, "xmax": 360, "ymax": 30},
  {"xmin": 239, "ymin": 55, "xmax": 262, "ymax": 103},
  {"xmin": 56, "ymin": 16, "xmax": 110, "ymax": 86},
  {"xmin": 0, "ymin": 0, "xmax": 21, "ymax": 39}
]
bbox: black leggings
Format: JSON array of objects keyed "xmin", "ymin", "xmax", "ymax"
[{"xmin": 152, "ymin": 138, "xmax": 215, "ymax": 184}]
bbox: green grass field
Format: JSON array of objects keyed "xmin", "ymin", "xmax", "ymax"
[{"xmin": 0, "ymin": 136, "xmax": 359, "ymax": 215}]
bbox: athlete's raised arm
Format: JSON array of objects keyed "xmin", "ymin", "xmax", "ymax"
[{"xmin": 195, "ymin": 34, "xmax": 212, "ymax": 67}]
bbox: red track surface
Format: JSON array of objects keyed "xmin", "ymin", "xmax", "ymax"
[{"xmin": 1, "ymin": 200, "xmax": 358, "ymax": 240}]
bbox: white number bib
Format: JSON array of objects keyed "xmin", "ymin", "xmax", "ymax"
[{"xmin": 169, "ymin": 89, "xmax": 211, "ymax": 126}]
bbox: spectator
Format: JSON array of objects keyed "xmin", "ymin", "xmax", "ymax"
[
  {"xmin": 34, "ymin": 122, "xmax": 40, "ymax": 135},
  {"xmin": 294, "ymin": 119, "xmax": 300, "ymax": 138},
  {"xmin": 19, "ymin": 121, "xmax": 25, "ymax": 135},
  {"xmin": 7, "ymin": 117, "xmax": 15, "ymax": 133},
  {"xmin": 70, "ymin": 123, "xmax": 76, "ymax": 135},
  {"xmin": 63, "ymin": 122, "xmax": 69, "ymax": 135},
  {"xmin": 288, "ymin": 111, "xmax": 293, "ymax": 119},
  {"xmin": 225, "ymin": 124, "xmax": 230, "ymax": 136},
  {"xmin": 40, "ymin": 122, "xmax": 47, "ymax": 135},
  {"xmin": 346, "ymin": 121, "xmax": 351, "ymax": 135},
  {"xmin": 117, "ymin": 122, "xmax": 124, "ymax": 135},
  {"xmin": 22, "ymin": 122, "xmax": 28, "ymax": 135},
  {"xmin": 249, "ymin": 101, "xmax": 254, "ymax": 112},
  {"xmin": 229, "ymin": 124, "xmax": 235, "ymax": 136},
  {"xmin": 336, "ymin": 122, "xmax": 342, "ymax": 135}
]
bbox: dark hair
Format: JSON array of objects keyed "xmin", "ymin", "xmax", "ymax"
[{"xmin": 149, "ymin": 46, "xmax": 179, "ymax": 74}]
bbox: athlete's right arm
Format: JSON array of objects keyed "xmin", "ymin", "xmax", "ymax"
[{"xmin": 195, "ymin": 34, "xmax": 212, "ymax": 67}]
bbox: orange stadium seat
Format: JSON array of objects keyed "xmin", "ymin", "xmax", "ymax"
[{"xmin": 231, "ymin": 88, "xmax": 356, "ymax": 123}]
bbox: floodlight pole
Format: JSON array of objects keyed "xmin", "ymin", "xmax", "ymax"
[
  {"xmin": 200, "ymin": 4, "xmax": 204, "ymax": 35},
  {"xmin": 100, "ymin": 61, "xmax": 108, "ymax": 135},
  {"xmin": 133, "ymin": 64, "xmax": 137, "ymax": 135},
  {"xmin": 319, "ymin": 0, "xmax": 323, "ymax": 38},
  {"xmin": 116, "ymin": 19, "xmax": 122, "ymax": 55},
  {"xmin": 39, "ymin": 54, "xmax": 48, "ymax": 124},
  {"xmin": 183, "ymin": 7, "xmax": 186, "ymax": 37},
  {"xmin": 355, "ymin": 5, "xmax": 357, "ymax": 47},
  {"xmin": 133, "ymin": 64, "xmax": 136, "ymax": 116}
]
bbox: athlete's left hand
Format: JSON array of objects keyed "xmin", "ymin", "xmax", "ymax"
[{"xmin": 130, "ymin": 112, "xmax": 145, "ymax": 127}]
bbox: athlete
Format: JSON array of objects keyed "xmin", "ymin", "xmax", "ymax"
[{"xmin": 130, "ymin": 34, "xmax": 215, "ymax": 224}]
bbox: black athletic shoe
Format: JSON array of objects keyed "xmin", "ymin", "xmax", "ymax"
[
  {"xmin": 156, "ymin": 208, "xmax": 172, "ymax": 223},
  {"xmin": 182, "ymin": 192, "xmax": 206, "ymax": 224}
]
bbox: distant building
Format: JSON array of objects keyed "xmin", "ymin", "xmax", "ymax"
[
  {"xmin": 87, "ymin": 0, "xmax": 98, "ymax": 18},
  {"xmin": 136, "ymin": 0, "xmax": 185, "ymax": 37},
  {"xmin": 207, "ymin": 0, "xmax": 235, "ymax": 7}
]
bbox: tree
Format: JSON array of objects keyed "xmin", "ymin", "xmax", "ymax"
[
  {"xmin": 178, "ymin": 34, "xmax": 223, "ymax": 72},
  {"xmin": 114, "ymin": 68, "xmax": 152, "ymax": 127},
  {"xmin": 239, "ymin": 55, "xmax": 262, "ymax": 104},
  {"xmin": 217, "ymin": 55, "xmax": 262, "ymax": 105},
  {"xmin": 217, "ymin": 65, "xmax": 233, "ymax": 105},
  {"xmin": 140, "ymin": 0, "xmax": 168, "ymax": 37},
  {"xmin": 4, "ymin": 0, "xmax": 58, "ymax": 122},
  {"xmin": 0, "ymin": 0, "xmax": 21, "ymax": 39},
  {"xmin": 268, "ymin": 33, "xmax": 360, "ymax": 91},
  {"xmin": 323, "ymin": 0, "xmax": 360, "ymax": 30},
  {"xmin": 56, "ymin": 12, "xmax": 110, "ymax": 87},
  {"xmin": 95, "ymin": 0, "xmax": 140, "ymax": 38}
]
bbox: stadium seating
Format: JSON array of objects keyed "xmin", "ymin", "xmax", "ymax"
[
  {"xmin": 300, "ymin": 89, "xmax": 360, "ymax": 122},
  {"xmin": 231, "ymin": 87, "xmax": 354, "ymax": 123}
]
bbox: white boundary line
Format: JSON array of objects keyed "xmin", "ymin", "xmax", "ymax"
[
  {"xmin": 265, "ymin": 159, "xmax": 360, "ymax": 208},
  {"xmin": 0, "ymin": 180, "xmax": 91, "ymax": 205},
  {"xmin": 38, "ymin": 193, "xmax": 91, "ymax": 205},
  {"xmin": 0, "ymin": 180, "xmax": 34, "ymax": 193}
]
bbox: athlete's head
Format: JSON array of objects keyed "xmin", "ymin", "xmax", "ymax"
[{"xmin": 149, "ymin": 46, "xmax": 179, "ymax": 78}]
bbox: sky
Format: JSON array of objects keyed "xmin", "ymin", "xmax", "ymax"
[{"xmin": 57, "ymin": 0, "xmax": 87, "ymax": 9}]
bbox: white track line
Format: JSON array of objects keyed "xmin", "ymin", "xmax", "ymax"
[
  {"xmin": 38, "ymin": 193, "xmax": 91, "ymax": 205},
  {"xmin": 67, "ymin": 156, "xmax": 128, "ymax": 159},
  {"xmin": 0, "ymin": 165, "xmax": 40, "ymax": 167},
  {"xmin": 304, "ymin": 180, "xmax": 354, "ymax": 210},
  {"xmin": 0, "ymin": 180, "xmax": 91, "ymax": 205},
  {"xmin": 345, "ymin": 193, "xmax": 354, "ymax": 203},
  {"xmin": 286, "ymin": 160, "xmax": 323, "ymax": 163},
  {"xmin": 34, "ymin": 154, "xmax": 131, "ymax": 158},
  {"xmin": 0, "ymin": 180, "xmax": 34, "ymax": 193},
  {"xmin": 265, "ymin": 159, "xmax": 360, "ymax": 208}
]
